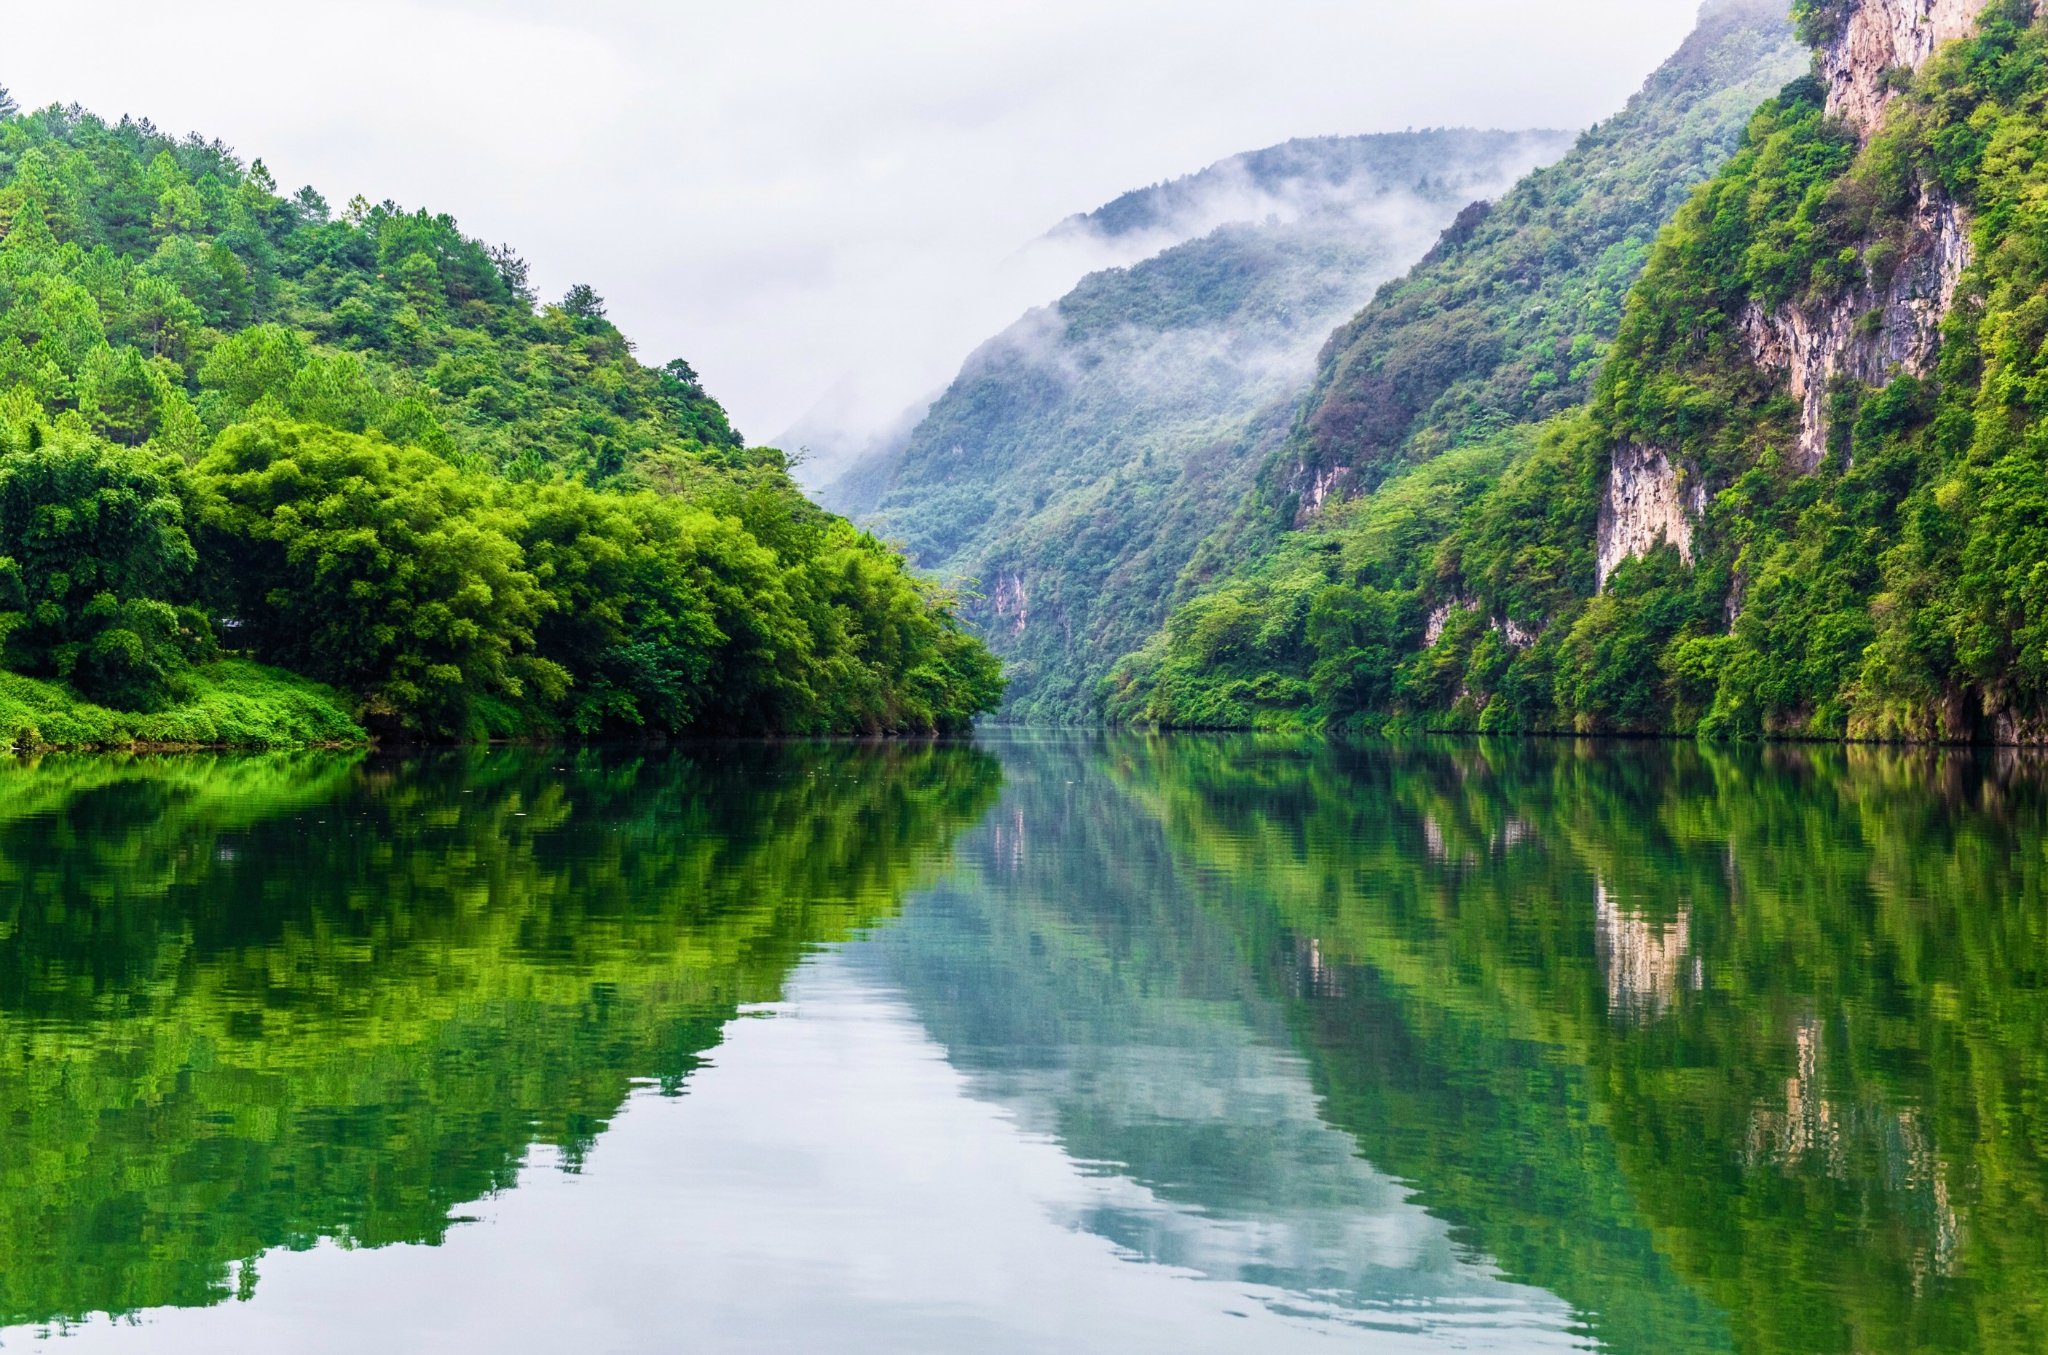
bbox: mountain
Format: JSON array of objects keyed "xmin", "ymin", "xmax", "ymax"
[
  {"xmin": 0, "ymin": 89, "xmax": 1000, "ymax": 746},
  {"xmin": 1251, "ymin": 0, "xmax": 1809, "ymax": 525},
  {"xmin": 1116, "ymin": 0, "xmax": 2048, "ymax": 744},
  {"xmin": 824, "ymin": 129, "xmax": 1577, "ymax": 722}
]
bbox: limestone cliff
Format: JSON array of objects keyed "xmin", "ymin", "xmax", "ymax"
[
  {"xmin": 1602, "ymin": 0, "xmax": 1993, "ymax": 583},
  {"xmin": 1817, "ymin": 0, "xmax": 1998, "ymax": 137},
  {"xmin": 1258, "ymin": 0, "xmax": 1806, "ymax": 524},
  {"xmin": 1739, "ymin": 183, "xmax": 1969, "ymax": 471},
  {"xmin": 1597, "ymin": 445, "xmax": 1703, "ymax": 588}
]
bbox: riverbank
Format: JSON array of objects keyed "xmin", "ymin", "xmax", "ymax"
[{"xmin": 0, "ymin": 662, "xmax": 367, "ymax": 753}]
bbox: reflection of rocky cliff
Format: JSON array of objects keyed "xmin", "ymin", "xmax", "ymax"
[{"xmin": 1118, "ymin": 733, "xmax": 2048, "ymax": 1355}]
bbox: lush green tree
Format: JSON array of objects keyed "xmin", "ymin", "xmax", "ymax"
[
  {"xmin": 0, "ymin": 428, "xmax": 205, "ymax": 710},
  {"xmin": 195, "ymin": 421, "xmax": 558, "ymax": 737},
  {"xmin": 0, "ymin": 86, "xmax": 998, "ymax": 745}
]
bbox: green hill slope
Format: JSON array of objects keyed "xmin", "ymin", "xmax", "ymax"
[
  {"xmin": 827, "ymin": 129, "xmax": 1577, "ymax": 723},
  {"xmin": 1116, "ymin": 0, "xmax": 2048, "ymax": 743},
  {"xmin": 0, "ymin": 89, "xmax": 1000, "ymax": 745},
  {"xmin": 1264, "ymin": 0, "xmax": 1807, "ymax": 518}
]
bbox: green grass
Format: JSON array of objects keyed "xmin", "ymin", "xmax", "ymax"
[{"xmin": 0, "ymin": 660, "xmax": 366, "ymax": 751}]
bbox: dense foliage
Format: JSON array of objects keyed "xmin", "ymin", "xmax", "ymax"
[
  {"xmin": 828, "ymin": 130, "xmax": 1573, "ymax": 723},
  {"xmin": 1119, "ymin": 2, "xmax": 2048, "ymax": 743},
  {"xmin": 0, "ymin": 91, "xmax": 1000, "ymax": 744}
]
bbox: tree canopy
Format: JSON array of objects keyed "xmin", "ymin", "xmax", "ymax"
[{"xmin": 0, "ymin": 93, "xmax": 1001, "ymax": 743}]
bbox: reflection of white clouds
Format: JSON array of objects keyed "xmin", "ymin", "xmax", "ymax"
[
  {"xmin": 862, "ymin": 881, "xmax": 1581, "ymax": 1338},
  {"xmin": 1594, "ymin": 880, "xmax": 1699, "ymax": 1020},
  {"xmin": 25, "ymin": 955, "xmax": 1580, "ymax": 1354}
]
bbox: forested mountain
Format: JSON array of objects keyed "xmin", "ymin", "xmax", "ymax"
[
  {"xmin": 0, "ymin": 89, "xmax": 1001, "ymax": 748},
  {"xmin": 826, "ymin": 130, "xmax": 1576, "ymax": 722},
  {"xmin": 1262, "ymin": 0, "xmax": 1809, "ymax": 522},
  {"xmin": 1059, "ymin": 130, "xmax": 1572, "ymax": 247},
  {"xmin": 1116, "ymin": 0, "xmax": 2048, "ymax": 744}
]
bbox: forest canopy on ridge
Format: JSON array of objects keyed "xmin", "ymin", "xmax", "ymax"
[{"xmin": 0, "ymin": 87, "xmax": 1003, "ymax": 747}]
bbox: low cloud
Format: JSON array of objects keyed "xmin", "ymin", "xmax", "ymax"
[{"xmin": 813, "ymin": 130, "xmax": 1572, "ymax": 495}]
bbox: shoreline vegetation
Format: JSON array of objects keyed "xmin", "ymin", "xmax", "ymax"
[{"xmin": 0, "ymin": 90, "xmax": 1004, "ymax": 752}]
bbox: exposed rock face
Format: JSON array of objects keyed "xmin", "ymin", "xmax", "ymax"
[
  {"xmin": 1820, "ymin": 0, "xmax": 1997, "ymax": 138},
  {"xmin": 1297, "ymin": 462, "xmax": 1349, "ymax": 521},
  {"xmin": 1425, "ymin": 597, "xmax": 1539, "ymax": 651},
  {"xmin": 991, "ymin": 569, "xmax": 1031, "ymax": 639},
  {"xmin": 1741, "ymin": 184, "xmax": 1970, "ymax": 470},
  {"xmin": 1593, "ymin": 0, "xmax": 1995, "ymax": 584},
  {"xmin": 1500, "ymin": 616, "xmax": 1541, "ymax": 651},
  {"xmin": 1597, "ymin": 444, "xmax": 1703, "ymax": 587},
  {"xmin": 1423, "ymin": 601, "xmax": 1459, "ymax": 649}
]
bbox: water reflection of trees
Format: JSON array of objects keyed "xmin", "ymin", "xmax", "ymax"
[
  {"xmin": 1115, "ymin": 734, "xmax": 2048, "ymax": 1355},
  {"xmin": 870, "ymin": 735, "xmax": 1584, "ymax": 1340},
  {"xmin": 0, "ymin": 743, "xmax": 1001, "ymax": 1328}
]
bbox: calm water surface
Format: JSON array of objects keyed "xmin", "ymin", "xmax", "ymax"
[{"xmin": 1, "ymin": 733, "xmax": 2044, "ymax": 1352}]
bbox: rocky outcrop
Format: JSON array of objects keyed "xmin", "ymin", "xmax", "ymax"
[
  {"xmin": 1424, "ymin": 597, "xmax": 1541, "ymax": 652},
  {"xmin": 1741, "ymin": 183, "xmax": 1970, "ymax": 470},
  {"xmin": 1293, "ymin": 462, "xmax": 1351, "ymax": 522},
  {"xmin": 991, "ymin": 569, "xmax": 1031, "ymax": 639},
  {"xmin": 1820, "ymin": 0, "xmax": 1998, "ymax": 138},
  {"xmin": 1500, "ymin": 616, "xmax": 1542, "ymax": 651},
  {"xmin": 1597, "ymin": 444, "xmax": 1703, "ymax": 587},
  {"xmin": 1423, "ymin": 600, "xmax": 1460, "ymax": 649}
]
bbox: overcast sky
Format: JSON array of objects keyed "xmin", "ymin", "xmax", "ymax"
[{"xmin": 7, "ymin": 0, "xmax": 1711, "ymax": 456}]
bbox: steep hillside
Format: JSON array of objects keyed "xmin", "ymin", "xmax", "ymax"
[
  {"xmin": 1119, "ymin": 0, "xmax": 2048, "ymax": 744},
  {"xmin": 0, "ymin": 89, "xmax": 1000, "ymax": 745},
  {"xmin": 828, "ymin": 129, "xmax": 1575, "ymax": 722},
  {"xmin": 1263, "ymin": 0, "xmax": 1809, "ymax": 519}
]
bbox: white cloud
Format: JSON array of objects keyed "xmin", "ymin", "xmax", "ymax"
[{"xmin": 3, "ymin": 0, "xmax": 1709, "ymax": 450}]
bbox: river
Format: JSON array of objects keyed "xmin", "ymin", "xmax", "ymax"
[{"xmin": 2, "ymin": 732, "xmax": 2042, "ymax": 1352}]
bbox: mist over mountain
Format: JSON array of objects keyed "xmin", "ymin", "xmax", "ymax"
[
  {"xmin": 822, "ymin": 129, "xmax": 1575, "ymax": 720},
  {"xmin": 785, "ymin": 130, "xmax": 1572, "ymax": 489}
]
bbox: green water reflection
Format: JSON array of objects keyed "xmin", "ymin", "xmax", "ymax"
[
  {"xmin": 1104, "ymin": 735, "xmax": 2048, "ymax": 1353},
  {"xmin": 3, "ymin": 735, "xmax": 2047, "ymax": 1352},
  {"xmin": 0, "ymin": 743, "xmax": 1001, "ymax": 1326}
]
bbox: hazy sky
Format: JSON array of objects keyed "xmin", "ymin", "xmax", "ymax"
[{"xmin": 7, "ymin": 0, "xmax": 1711, "ymax": 453}]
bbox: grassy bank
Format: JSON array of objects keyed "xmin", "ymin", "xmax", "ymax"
[{"xmin": 0, "ymin": 661, "xmax": 366, "ymax": 752}]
